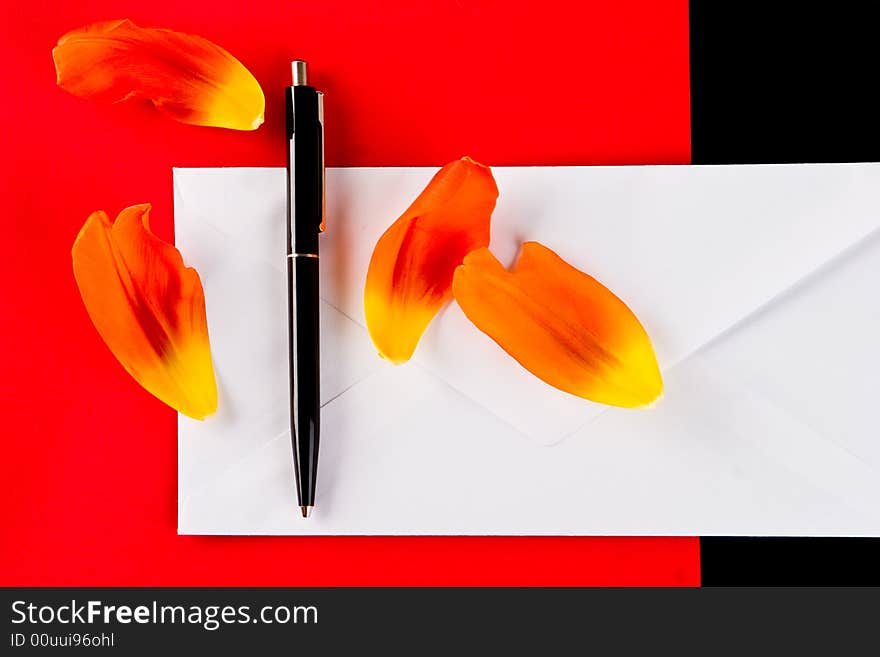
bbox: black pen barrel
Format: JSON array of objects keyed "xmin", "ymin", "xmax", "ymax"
[
  {"xmin": 287, "ymin": 255, "xmax": 320, "ymax": 508},
  {"xmin": 285, "ymin": 68, "xmax": 324, "ymax": 514}
]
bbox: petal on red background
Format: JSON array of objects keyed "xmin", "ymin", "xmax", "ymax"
[
  {"xmin": 72, "ymin": 204, "xmax": 217, "ymax": 420},
  {"xmin": 53, "ymin": 19, "xmax": 265, "ymax": 130}
]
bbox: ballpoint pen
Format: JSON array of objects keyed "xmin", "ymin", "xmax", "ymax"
[{"xmin": 286, "ymin": 60, "xmax": 324, "ymax": 518}]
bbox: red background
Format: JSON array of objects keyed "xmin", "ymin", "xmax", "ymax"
[{"xmin": 0, "ymin": 0, "xmax": 698, "ymax": 585}]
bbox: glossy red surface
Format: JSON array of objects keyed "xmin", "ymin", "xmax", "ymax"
[{"xmin": 0, "ymin": 0, "xmax": 697, "ymax": 585}]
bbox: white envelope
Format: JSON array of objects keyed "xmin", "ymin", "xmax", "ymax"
[{"xmin": 175, "ymin": 164, "xmax": 880, "ymax": 536}]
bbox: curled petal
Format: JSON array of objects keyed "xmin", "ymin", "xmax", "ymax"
[
  {"xmin": 364, "ymin": 157, "xmax": 498, "ymax": 363},
  {"xmin": 72, "ymin": 204, "xmax": 218, "ymax": 419},
  {"xmin": 453, "ymin": 243, "xmax": 663, "ymax": 407},
  {"xmin": 53, "ymin": 19, "xmax": 264, "ymax": 130}
]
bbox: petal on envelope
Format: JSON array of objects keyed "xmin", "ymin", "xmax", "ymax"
[
  {"xmin": 452, "ymin": 242, "xmax": 663, "ymax": 408},
  {"xmin": 72, "ymin": 204, "xmax": 218, "ymax": 419},
  {"xmin": 53, "ymin": 19, "xmax": 265, "ymax": 130},
  {"xmin": 364, "ymin": 157, "xmax": 499, "ymax": 363}
]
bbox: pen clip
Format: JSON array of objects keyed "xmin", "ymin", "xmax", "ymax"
[{"xmin": 317, "ymin": 91, "xmax": 326, "ymax": 233}]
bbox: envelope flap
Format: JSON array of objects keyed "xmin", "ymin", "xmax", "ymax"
[
  {"xmin": 175, "ymin": 164, "xmax": 880, "ymax": 447},
  {"xmin": 325, "ymin": 164, "xmax": 880, "ymax": 443}
]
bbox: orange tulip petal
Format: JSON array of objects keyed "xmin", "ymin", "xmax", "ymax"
[
  {"xmin": 72, "ymin": 204, "xmax": 218, "ymax": 419},
  {"xmin": 364, "ymin": 157, "xmax": 499, "ymax": 363},
  {"xmin": 53, "ymin": 19, "xmax": 264, "ymax": 130},
  {"xmin": 452, "ymin": 242, "xmax": 663, "ymax": 408}
]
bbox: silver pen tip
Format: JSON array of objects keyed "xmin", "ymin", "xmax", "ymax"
[
  {"xmin": 300, "ymin": 505, "xmax": 313, "ymax": 519},
  {"xmin": 292, "ymin": 60, "xmax": 308, "ymax": 86}
]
